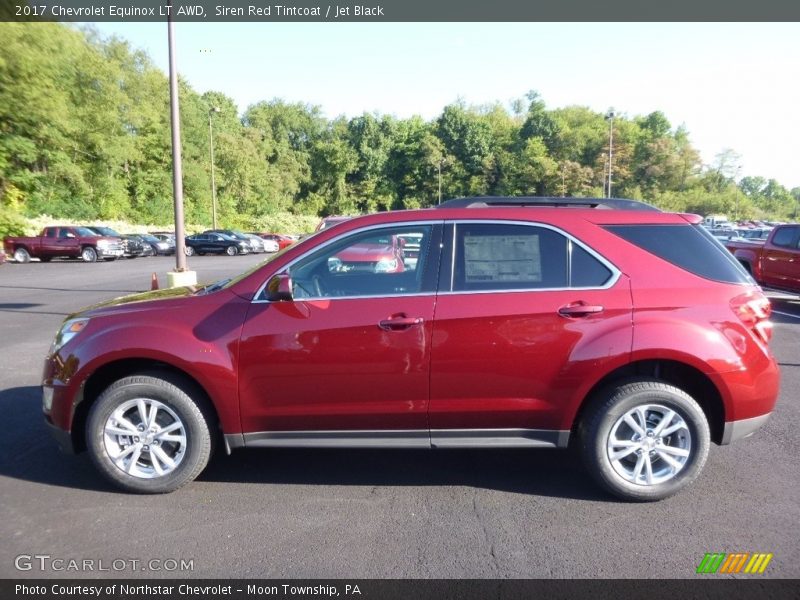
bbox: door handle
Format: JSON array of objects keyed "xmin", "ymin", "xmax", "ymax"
[
  {"xmin": 558, "ymin": 302, "xmax": 604, "ymax": 318},
  {"xmin": 378, "ymin": 314, "xmax": 424, "ymax": 331}
]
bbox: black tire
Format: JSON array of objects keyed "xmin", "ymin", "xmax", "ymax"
[
  {"xmin": 13, "ymin": 247, "xmax": 31, "ymax": 263},
  {"xmin": 39, "ymin": 256, "xmax": 52, "ymax": 263},
  {"xmin": 578, "ymin": 379, "xmax": 710, "ymax": 502},
  {"xmin": 86, "ymin": 373, "xmax": 214, "ymax": 494},
  {"xmin": 184, "ymin": 246, "xmax": 195, "ymax": 257},
  {"xmin": 81, "ymin": 246, "xmax": 98, "ymax": 263},
  {"xmin": 226, "ymin": 245, "xmax": 238, "ymax": 256}
]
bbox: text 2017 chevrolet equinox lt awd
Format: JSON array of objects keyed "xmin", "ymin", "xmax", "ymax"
[{"xmin": 43, "ymin": 197, "xmax": 779, "ymax": 501}]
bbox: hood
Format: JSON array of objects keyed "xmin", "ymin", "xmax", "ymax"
[{"xmin": 71, "ymin": 285, "xmax": 207, "ymax": 319}]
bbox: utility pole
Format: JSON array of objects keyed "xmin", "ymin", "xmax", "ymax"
[
  {"xmin": 436, "ymin": 158, "xmax": 447, "ymax": 204},
  {"xmin": 208, "ymin": 107, "xmax": 220, "ymax": 229},
  {"xmin": 605, "ymin": 109, "xmax": 615, "ymax": 198},
  {"xmin": 165, "ymin": 1, "xmax": 196, "ymax": 287}
]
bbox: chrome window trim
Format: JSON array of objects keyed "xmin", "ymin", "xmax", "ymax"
[
  {"xmin": 252, "ymin": 220, "xmax": 444, "ymax": 303},
  {"xmin": 446, "ymin": 219, "xmax": 621, "ymax": 293},
  {"xmin": 252, "ymin": 218, "xmax": 621, "ymax": 302}
]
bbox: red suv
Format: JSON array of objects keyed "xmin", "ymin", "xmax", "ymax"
[{"xmin": 42, "ymin": 197, "xmax": 779, "ymax": 500}]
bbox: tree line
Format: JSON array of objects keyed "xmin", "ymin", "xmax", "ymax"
[{"xmin": 1, "ymin": 22, "xmax": 798, "ymax": 237}]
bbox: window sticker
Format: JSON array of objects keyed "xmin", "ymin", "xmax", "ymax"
[{"xmin": 464, "ymin": 235, "xmax": 541, "ymax": 282}]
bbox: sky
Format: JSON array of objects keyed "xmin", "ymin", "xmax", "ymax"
[{"xmin": 88, "ymin": 22, "xmax": 800, "ymax": 189}]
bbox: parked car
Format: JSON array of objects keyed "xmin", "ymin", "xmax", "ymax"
[
  {"xmin": 315, "ymin": 215, "xmax": 352, "ymax": 232},
  {"xmin": 133, "ymin": 233, "xmax": 175, "ymax": 256},
  {"xmin": 243, "ymin": 233, "xmax": 268, "ymax": 254},
  {"xmin": 711, "ymin": 229, "xmax": 743, "ymax": 242},
  {"xmin": 184, "ymin": 232, "xmax": 249, "ymax": 256},
  {"xmin": 327, "ymin": 230, "xmax": 406, "ymax": 274},
  {"xmin": 86, "ymin": 226, "xmax": 145, "ymax": 259},
  {"xmin": 43, "ymin": 197, "xmax": 778, "ymax": 501},
  {"xmin": 735, "ymin": 228, "xmax": 772, "ymax": 241},
  {"xmin": 3, "ymin": 226, "xmax": 124, "ymax": 263},
  {"xmin": 724, "ymin": 224, "xmax": 800, "ymax": 294},
  {"xmin": 258, "ymin": 233, "xmax": 295, "ymax": 250},
  {"xmin": 0, "ymin": 248, "xmax": 6, "ymax": 264},
  {"xmin": 204, "ymin": 229, "xmax": 262, "ymax": 254},
  {"xmin": 152, "ymin": 233, "xmax": 177, "ymax": 253}
]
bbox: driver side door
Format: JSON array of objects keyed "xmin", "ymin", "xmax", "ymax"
[{"xmin": 238, "ymin": 222, "xmax": 443, "ymax": 445}]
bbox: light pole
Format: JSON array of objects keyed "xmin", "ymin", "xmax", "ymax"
[
  {"xmin": 605, "ymin": 109, "xmax": 615, "ymax": 198},
  {"xmin": 165, "ymin": 0, "xmax": 195, "ymax": 286},
  {"xmin": 436, "ymin": 158, "xmax": 447, "ymax": 204},
  {"xmin": 208, "ymin": 106, "xmax": 220, "ymax": 229}
]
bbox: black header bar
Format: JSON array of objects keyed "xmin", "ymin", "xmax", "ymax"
[{"xmin": 2, "ymin": 0, "xmax": 800, "ymax": 22}]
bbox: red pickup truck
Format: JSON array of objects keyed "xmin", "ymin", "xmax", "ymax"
[
  {"xmin": 3, "ymin": 226, "xmax": 125, "ymax": 263},
  {"xmin": 725, "ymin": 224, "xmax": 800, "ymax": 294}
]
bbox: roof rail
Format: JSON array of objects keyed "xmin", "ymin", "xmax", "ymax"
[{"xmin": 435, "ymin": 196, "xmax": 661, "ymax": 212}]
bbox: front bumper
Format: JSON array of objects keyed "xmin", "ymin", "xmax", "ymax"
[
  {"xmin": 46, "ymin": 418, "xmax": 77, "ymax": 454},
  {"xmin": 96, "ymin": 247, "xmax": 124, "ymax": 258},
  {"xmin": 721, "ymin": 413, "xmax": 772, "ymax": 445}
]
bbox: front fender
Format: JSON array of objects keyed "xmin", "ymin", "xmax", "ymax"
[{"xmin": 44, "ymin": 293, "xmax": 250, "ymax": 435}]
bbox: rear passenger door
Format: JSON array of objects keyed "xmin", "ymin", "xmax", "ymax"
[{"xmin": 428, "ymin": 221, "xmax": 633, "ymax": 447}]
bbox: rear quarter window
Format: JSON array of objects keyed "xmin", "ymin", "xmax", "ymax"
[{"xmin": 605, "ymin": 224, "xmax": 753, "ymax": 284}]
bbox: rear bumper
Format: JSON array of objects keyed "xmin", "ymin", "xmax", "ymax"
[{"xmin": 720, "ymin": 413, "xmax": 772, "ymax": 445}]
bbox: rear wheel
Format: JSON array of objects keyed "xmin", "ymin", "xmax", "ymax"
[
  {"xmin": 184, "ymin": 246, "xmax": 195, "ymax": 257},
  {"xmin": 13, "ymin": 247, "xmax": 31, "ymax": 263},
  {"xmin": 81, "ymin": 246, "xmax": 97, "ymax": 263},
  {"xmin": 86, "ymin": 374, "xmax": 213, "ymax": 494},
  {"xmin": 578, "ymin": 379, "xmax": 710, "ymax": 502}
]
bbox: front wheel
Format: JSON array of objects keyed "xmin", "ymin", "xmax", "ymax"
[
  {"xmin": 578, "ymin": 379, "xmax": 710, "ymax": 502},
  {"xmin": 13, "ymin": 247, "xmax": 31, "ymax": 263},
  {"xmin": 86, "ymin": 374, "xmax": 213, "ymax": 494},
  {"xmin": 226, "ymin": 245, "xmax": 238, "ymax": 256},
  {"xmin": 81, "ymin": 246, "xmax": 97, "ymax": 263}
]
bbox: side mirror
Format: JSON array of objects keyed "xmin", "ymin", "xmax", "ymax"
[{"xmin": 266, "ymin": 272, "xmax": 293, "ymax": 302}]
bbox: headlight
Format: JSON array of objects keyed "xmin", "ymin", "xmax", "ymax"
[
  {"xmin": 96, "ymin": 239, "xmax": 110, "ymax": 248},
  {"xmin": 374, "ymin": 257, "xmax": 398, "ymax": 273},
  {"xmin": 50, "ymin": 318, "xmax": 90, "ymax": 355}
]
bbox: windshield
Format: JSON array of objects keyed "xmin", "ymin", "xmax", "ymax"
[
  {"xmin": 92, "ymin": 226, "xmax": 120, "ymax": 236},
  {"xmin": 73, "ymin": 227, "xmax": 98, "ymax": 237},
  {"xmin": 214, "ymin": 245, "xmax": 296, "ymax": 292}
]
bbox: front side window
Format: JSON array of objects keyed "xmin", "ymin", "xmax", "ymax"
[{"xmin": 288, "ymin": 225, "xmax": 435, "ymax": 299}]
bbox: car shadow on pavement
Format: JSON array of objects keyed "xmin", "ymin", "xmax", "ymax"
[
  {"xmin": 0, "ymin": 384, "xmax": 607, "ymax": 500},
  {"xmin": 198, "ymin": 445, "xmax": 608, "ymax": 501},
  {"xmin": 0, "ymin": 386, "xmax": 116, "ymax": 493}
]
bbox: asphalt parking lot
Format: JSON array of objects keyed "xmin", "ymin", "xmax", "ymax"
[{"xmin": 1, "ymin": 255, "xmax": 798, "ymax": 579}]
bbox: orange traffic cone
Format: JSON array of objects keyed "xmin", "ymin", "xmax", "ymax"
[{"xmin": 150, "ymin": 272, "xmax": 159, "ymax": 291}]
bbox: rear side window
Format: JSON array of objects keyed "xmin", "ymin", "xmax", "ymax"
[
  {"xmin": 605, "ymin": 224, "xmax": 752, "ymax": 284},
  {"xmin": 450, "ymin": 223, "xmax": 615, "ymax": 292},
  {"xmin": 771, "ymin": 226, "xmax": 798, "ymax": 248}
]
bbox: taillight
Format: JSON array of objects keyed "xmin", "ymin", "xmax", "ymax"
[{"xmin": 730, "ymin": 292, "xmax": 773, "ymax": 344}]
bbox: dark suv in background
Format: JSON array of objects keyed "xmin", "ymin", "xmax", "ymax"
[{"xmin": 42, "ymin": 197, "xmax": 778, "ymax": 500}]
